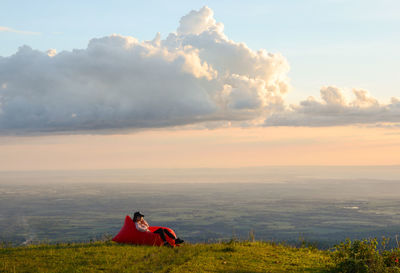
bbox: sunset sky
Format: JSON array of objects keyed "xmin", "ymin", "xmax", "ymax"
[{"xmin": 1, "ymin": 1, "xmax": 399, "ymax": 170}]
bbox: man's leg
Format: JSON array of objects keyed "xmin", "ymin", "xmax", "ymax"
[
  {"xmin": 153, "ymin": 228, "xmax": 167, "ymax": 242},
  {"xmin": 161, "ymin": 228, "xmax": 177, "ymax": 240},
  {"xmin": 162, "ymin": 228, "xmax": 184, "ymax": 244}
]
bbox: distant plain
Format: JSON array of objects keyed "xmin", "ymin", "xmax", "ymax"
[{"xmin": 1, "ymin": 166, "xmax": 399, "ymax": 247}]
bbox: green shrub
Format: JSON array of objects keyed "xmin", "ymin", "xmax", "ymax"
[
  {"xmin": 382, "ymin": 249, "xmax": 400, "ymax": 271},
  {"xmin": 331, "ymin": 238, "xmax": 400, "ymax": 273}
]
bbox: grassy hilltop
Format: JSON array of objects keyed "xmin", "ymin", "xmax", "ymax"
[
  {"xmin": 0, "ymin": 241, "xmax": 332, "ymax": 273},
  {"xmin": 2, "ymin": 239, "xmax": 400, "ymax": 272}
]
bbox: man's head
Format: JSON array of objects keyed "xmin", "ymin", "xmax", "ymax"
[{"xmin": 133, "ymin": 211, "xmax": 144, "ymax": 222}]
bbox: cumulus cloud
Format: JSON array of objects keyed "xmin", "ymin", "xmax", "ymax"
[
  {"xmin": 0, "ymin": 6, "xmax": 290, "ymax": 134},
  {"xmin": 2, "ymin": 7, "xmax": 396, "ymax": 134},
  {"xmin": 265, "ymin": 86, "xmax": 400, "ymax": 126}
]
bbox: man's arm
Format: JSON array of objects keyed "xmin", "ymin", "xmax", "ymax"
[
  {"xmin": 135, "ymin": 222, "xmax": 150, "ymax": 232},
  {"xmin": 142, "ymin": 219, "xmax": 150, "ymax": 227}
]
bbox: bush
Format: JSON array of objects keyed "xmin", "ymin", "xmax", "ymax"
[
  {"xmin": 331, "ymin": 238, "xmax": 400, "ymax": 273},
  {"xmin": 382, "ymin": 249, "xmax": 400, "ymax": 271}
]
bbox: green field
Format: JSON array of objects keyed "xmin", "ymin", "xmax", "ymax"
[{"xmin": 0, "ymin": 241, "xmax": 332, "ymax": 273}]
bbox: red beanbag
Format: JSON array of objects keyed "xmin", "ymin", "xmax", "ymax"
[{"xmin": 112, "ymin": 215, "xmax": 177, "ymax": 246}]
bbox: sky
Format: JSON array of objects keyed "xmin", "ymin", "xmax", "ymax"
[{"xmin": 1, "ymin": 0, "xmax": 400, "ymax": 170}]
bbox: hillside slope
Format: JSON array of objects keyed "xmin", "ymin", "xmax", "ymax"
[{"xmin": 0, "ymin": 241, "xmax": 332, "ymax": 272}]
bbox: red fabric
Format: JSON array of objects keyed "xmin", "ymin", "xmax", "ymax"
[{"xmin": 112, "ymin": 215, "xmax": 177, "ymax": 246}]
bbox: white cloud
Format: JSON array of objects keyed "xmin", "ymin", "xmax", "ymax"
[
  {"xmin": 3, "ymin": 7, "xmax": 395, "ymax": 134},
  {"xmin": 177, "ymin": 6, "xmax": 222, "ymax": 35},
  {"xmin": 265, "ymin": 86, "xmax": 400, "ymax": 126},
  {"xmin": 0, "ymin": 6, "xmax": 290, "ymax": 134},
  {"xmin": 0, "ymin": 26, "xmax": 40, "ymax": 35}
]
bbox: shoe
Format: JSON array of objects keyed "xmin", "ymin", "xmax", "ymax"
[
  {"xmin": 163, "ymin": 241, "xmax": 173, "ymax": 248},
  {"xmin": 175, "ymin": 238, "xmax": 184, "ymax": 244}
]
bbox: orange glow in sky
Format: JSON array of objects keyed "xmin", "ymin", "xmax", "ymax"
[{"xmin": 1, "ymin": 126, "xmax": 399, "ymax": 171}]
